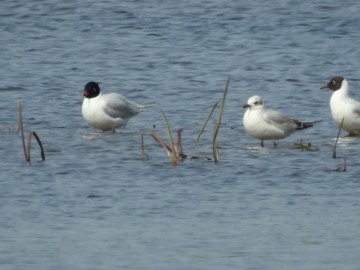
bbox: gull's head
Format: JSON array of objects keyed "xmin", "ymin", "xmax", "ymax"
[
  {"xmin": 321, "ymin": 76, "xmax": 347, "ymax": 92},
  {"xmin": 83, "ymin": 81, "xmax": 101, "ymax": 98},
  {"xmin": 243, "ymin": 95, "xmax": 264, "ymax": 110}
]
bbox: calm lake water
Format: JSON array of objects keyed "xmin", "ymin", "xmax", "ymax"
[{"xmin": 1, "ymin": 0, "xmax": 360, "ymax": 269}]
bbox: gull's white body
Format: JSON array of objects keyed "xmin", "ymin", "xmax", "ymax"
[
  {"xmin": 329, "ymin": 79, "xmax": 360, "ymax": 135},
  {"xmin": 243, "ymin": 95, "xmax": 318, "ymax": 145},
  {"xmin": 82, "ymin": 92, "xmax": 146, "ymax": 132},
  {"xmin": 244, "ymin": 105, "xmax": 297, "ymax": 141},
  {"xmin": 243, "ymin": 96, "xmax": 298, "ymax": 141}
]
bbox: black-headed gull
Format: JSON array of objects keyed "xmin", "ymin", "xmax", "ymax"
[
  {"xmin": 243, "ymin": 95, "xmax": 320, "ymax": 147},
  {"xmin": 321, "ymin": 76, "xmax": 360, "ymax": 136},
  {"xmin": 82, "ymin": 81, "xmax": 149, "ymax": 132}
]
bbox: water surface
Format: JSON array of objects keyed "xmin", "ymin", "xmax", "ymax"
[{"xmin": 1, "ymin": 0, "xmax": 360, "ymax": 269}]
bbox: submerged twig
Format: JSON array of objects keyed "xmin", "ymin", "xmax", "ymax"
[
  {"xmin": 213, "ymin": 78, "xmax": 230, "ymax": 163},
  {"xmin": 141, "ymin": 134, "xmax": 148, "ymax": 160},
  {"xmin": 177, "ymin": 129, "xmax": 184, "ymax": 158},
  {"xmin": 324, "ymin": 157, "xmax": 347, "ymax": 173},
  {"xmin": 333, "ymin": 117, "xmax": 344, "ymax": 159},
  {"xmin": 176, "ymin": 129, "xmax": 187, "ymax": 160},
  {"xmin": 338, "ymin": 157, "xmax": 347, "ymax": 172},
  {"xmin": 292, "ymin": 138, "xmax": 319, "ymax": 151},
  {"xmin": 190, "ymin": 155, "xmax": 212, "ymax": 160},
  {"xmin": 27, "ymin": 132, "xmax": 46, "ymax": 162},
  {"xmin": 0, "ymin": 126, "xmax": 18, "ymax": 133}
]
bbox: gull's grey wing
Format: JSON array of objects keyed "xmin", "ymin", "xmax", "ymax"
[
  {"xmin": 352, "ymin": 100, "xmax": 360, "ymax": 116},
  {"xmin": 263, "ymin": 108, "xmax": 297, "ymax": 128},
  {"xmin": 103, "ymin": 93, "xmax": 142, "ymax": 119}
]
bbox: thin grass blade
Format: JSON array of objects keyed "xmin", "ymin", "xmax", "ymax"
[
  {"xmin": 213, "ymin": 78, "xmax": 230, "ymax": 163},
  {"xmin": 27, "ymin": 132, "xmax": 33, "ymax": 162},
  {"xmin": 18, "ymin": 98, "xmax": 30, "ymax": 162},
  {"xmin": 161, "ymin": 110, "xmax": 177, "ymax": 164},
  {"xmin": 177, "ymin": 129, "xmax": 183, "ymax": 157},
  {"xmin": 192, "ymin": 102, "xmax": 218, "ymax": 153},
  {"xmin": 333, "ymin": 117, "xmax": 344, "ymax": 159}
]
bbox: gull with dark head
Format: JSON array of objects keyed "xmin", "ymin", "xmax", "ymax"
[
  {"xmin": 82, "ymin": 81, "xmax": 150, "ymax": 132},
  {"xmin": 243, "ymin": 95, "xmax": 320, "ymax": 147},
  {"xmin": 321, "ymin": 76, "xmax": 360, "ymax": 136}
]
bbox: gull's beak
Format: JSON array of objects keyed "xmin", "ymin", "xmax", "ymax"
[
  {"xmin": 243, "ymin": 104, "xmax": 251, "ymax": 109},
  {"xmin": 82, "ymin": 91, "xmax": 89, "ymax": 97},
  {"xmin": 320, "ymin": 84, "xmax": 328, "ymax": 90}
]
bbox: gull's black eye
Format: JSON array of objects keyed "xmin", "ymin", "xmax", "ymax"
[
  {"xmin": 254, "ymin": 101, "xmax": 260, "ymax": 105},
  {"xmin": 331, "ymin": 80, "xmax": 336, "ymax": 85}
]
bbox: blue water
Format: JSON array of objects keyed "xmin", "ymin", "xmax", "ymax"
[{"xmin": 1, "ymin": 0, "xmax": 360, "ymax": 269}]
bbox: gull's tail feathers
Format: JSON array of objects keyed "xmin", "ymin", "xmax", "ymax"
[{"xmin": 293, "ymin": 120, "xmax": 322, "ymax": 130}]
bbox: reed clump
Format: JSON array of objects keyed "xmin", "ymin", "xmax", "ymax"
[
  {"xmin": 149, "ymin": 78, "xmax": 230, "ymax": 165},
  {"xmin": 150, "ymin": 111, "xmax": 186, "ymax": 165},
  {"xmin": 18, "ymin": 98, "xmax": 45, "ymax": 163}
]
